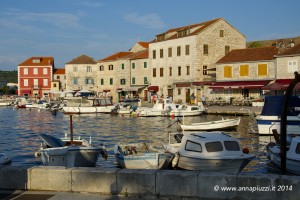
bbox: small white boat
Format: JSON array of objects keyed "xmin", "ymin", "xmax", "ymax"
[
  {"xmin": 114, "ymin": 143, "xmax": 174, "ymax": 169},
  {"xmin": 138, "ymin": 98, "xmax": 205, "ymax": 117},
  {"xmin": 36, "ymin": 133, "xmax": 107, "ymax": 167},
  {"xmin": 62, "ymin": 97, "xmax": 116, "ymax": 114},
  {"xmin": 266, "ymin": 135, "xmax": 300, "ymax": 175},
  {"xmin": 164, "ymin": 132, "xmax": 255, "ymax": 173},
  {"xmin": 0, "ymin": 153, "xmax": 12, "ymax": 165},
  {"xmin": 180, "ymin": 118, "xmax": 241, "ymax": 131}
]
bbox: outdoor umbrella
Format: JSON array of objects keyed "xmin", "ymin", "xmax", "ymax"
[{"xmin": 261, "ymin": 82, "xmax": 287, "ymax": 91}]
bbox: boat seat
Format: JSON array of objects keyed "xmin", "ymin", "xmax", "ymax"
[{"xmin": 38, "ymin": 134, "xmax": 64, "ymax": 147}]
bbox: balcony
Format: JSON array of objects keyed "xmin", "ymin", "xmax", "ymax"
[{"xmin": 32, "ymin": 85, "xmax": 41, "ymax": 90}]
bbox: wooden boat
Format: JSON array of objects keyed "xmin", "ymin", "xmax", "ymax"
[
  {"xmin": 0, "ymin": 153, "xmax": 12, "ymax": 165},
  {"xmin": 114, "ymin": 143, "xmax": 174, "ymax": 169},
  {"xmin": 164, "ymin": 132, "xmax": 255, "ymax": 173},
  {"xmin": 180, "ymin": 118, "xmax": 240, "ymax": 131},
  {"xmin": 267, "ymin": 135, "xmax": 300, "ymax": 175}
]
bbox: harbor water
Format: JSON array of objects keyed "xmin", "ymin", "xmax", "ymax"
[{"xmin": 0, "ymin": 107, "xmax": 272, "ymax": 174}]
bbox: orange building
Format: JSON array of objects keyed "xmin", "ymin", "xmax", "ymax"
[{"xmin": 18, "ymin": 57, "xmax": 54, "ymax": 98}]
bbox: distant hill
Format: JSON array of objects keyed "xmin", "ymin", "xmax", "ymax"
[{"xmin": 0, "ymin": 70, "xmax": 18, "ymax": 83}]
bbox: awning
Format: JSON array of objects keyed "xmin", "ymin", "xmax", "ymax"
[
  {"xmin": 192, "ymin": 81, "xmax": 213, "ymax": 86},
  {"xmin": 176, "ymin": 83, "xmax": 191, "ymax": 87},
  {"xmin": 209, "ymin": 80, "xmax": 271, "ymax": 89},
  {"xmin": 22, "ymin": 90, "xmax": 31, "ymax": 94},
  {"xmin": 123, "ymin": 86, "xmax": 143, "ymax": 92},
  {"xmin": 275, "ymin": 79, "xmax": 292, "ymax": 86},
  {"xmin": 148, "ymin": 86, "xmax": 159, "ymax": 92}
]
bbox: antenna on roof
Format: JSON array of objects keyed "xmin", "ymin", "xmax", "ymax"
[{"xmin": 137, "ymin": 35, "xmax": 140, "ymax": 42}]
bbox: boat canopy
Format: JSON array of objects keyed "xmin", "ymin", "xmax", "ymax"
[{"xmin": 261, "ymin": 95, "xmax": 300, "ymax": 116}]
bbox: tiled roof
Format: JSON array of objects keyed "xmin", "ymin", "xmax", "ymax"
[
  {"xmin": 277, "ymin": 44, "xmax": 300, "ymax": 56},
  {"xmin": 54, "ymin": 68, "xmax": 65, "ymax": 74},
  {"xmin": 99, "ymin": 52, "xmax": 133, "ymax": 62},
  {"xmin": 18, "ymin": 57, "xmax": 54, "ymax": 66},
  {"xmin": 122, "ymin": 50, "xmax": 149, "ymax": 60},
  {"xmin": 66, "ymin": 55, "xmax": 96, "ymax": 64},
  {"xmin": 152, "ymin": 18, "xmax": 224, "ymax": 43},
  {"xmin": 138, "ymin": 42, "xmax": 149, "ymax": 48},
  {"xmin": 216, "ymin": 46, "xmax": 278, "ymax": 64}
]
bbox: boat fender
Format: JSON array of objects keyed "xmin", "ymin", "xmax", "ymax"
[
  {"xmin": 34, "ymin": 152, "xmax": 41, "ymax": 157},
  {"xmin": 172, "ymin": 153, "xmax": 179, "ymax": 168},
  {"xmin": 242, "ymin": 148, "xmax": 249, "ymax": 154}
]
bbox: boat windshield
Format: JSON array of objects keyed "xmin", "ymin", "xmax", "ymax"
[
  {"xmin": 205, "ymin": 141, "xmax": 223, "ymax": 152},
  {"xmin": 296, "ymin": 143, "xmax": 300, "ymax": 154},
  {"xmin": 224, "ymin": 141, "xmax": 240, "ymax": 151},
  {"xmin": 185, "ymin": 140, "xmax": 202, "ymax": 152}
]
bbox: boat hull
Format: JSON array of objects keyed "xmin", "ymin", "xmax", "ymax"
[
  {"xmin": 63, "ymin": 106, "xmax": 115, "ymax": 114},
  {"xmin": 176, "ymin": 154, "xmax": 254, "ymax": 173},
  {"xmin": 181, "ymin": 119, "xmax": 240, "ymax": 131},
  {"xmin": 0, "ymin": 153, "xmax": 12, "ymax": 165},
  {"xmin": 40, "ymin": 146, "xmax": 101, "ymax": 167}
]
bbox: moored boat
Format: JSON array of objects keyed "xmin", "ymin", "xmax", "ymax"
[
  {"xmin": 164, "ymin": 132, "xmax": 255, "ymax": 173},
  {"xmin": 114, "ymin": 143, "xmax": 174, "ymax": 169},
  {"xmin": 0, "ymin": 153, "xmax": 12, "ymax": 165},
  {"xmin": 180, "ymin": 118, "xmax": 241, "ymax": 131}
]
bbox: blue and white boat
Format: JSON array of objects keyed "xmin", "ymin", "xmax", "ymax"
[{"xmin": 256, "ymin": 96, "xmax": 300, "ymax": 135}]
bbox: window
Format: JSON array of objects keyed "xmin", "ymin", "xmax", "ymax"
[
  {"xmin": 203, "ymin": 65, "xmax": 207, "ymax": 75},
  {"xmin": 225, "ymin": 46, "xmax": 230, "ymax": 55},
  {"xmin": 157, "ymin": 34, "xmax": 165, "ymax": 41},
  {"xmin": 132, "ymin": 63, "xmax": 135, "ymax": 69},
  {"xmin": 185, "ymin": 45, "xmax": 190, "ymax": 55},
  {"xmin": 121, "ymin": 63, "xmax": 124, "ymax": 70},
  {"xmin": 73, "ymin": 78, "xmax": 78, "ymax": 85},
  {"xmin": 32, "ymin": 58, "xmax": 41, "ymax": 63},
  {"xmin": 99, "ymin": 65, "xmax": 104, "ymax": 71},
  {"xmin": 153, "ymin": 68, "xmax": 156, "ymax": 77},
  {"xmin": 144, "ymin": 62, "xmax": 147, "ymax": 68},
  {"xmin": 101, "ymin": 79, "xmax": 104, "ymax": 85},
  {"xmin": 160, "ymin": 49, "xmax": 163, "ymax": 58},
  {"xmin": 186, "ymin": 66, "xmax": 190, "ymax": 75},
  {"xmin": 43, "ymin": 79, "xmax": 48, "ymax": 86},
  {"xmin": 120, "ymin": 79, "xmax": 126, "ymax": 85},
  {"xmin": 33, "ymin": 68, "xmax": 38, "ymax": 75},
  {"xmin": 177, "ymin": 29, "xmax": 189, "ymax": 37},
  {"xmin": 288, "ymin": 60, "xmax": 298, "ymax": 73},
  {"xmin": 56, "ymin": 75, "xmax": 60, "ymax": 79},
  {"xmin": 168, "ymin": 47, "xmax": 172, "ymax": 57},
  {"xmin": 178, "ymin": 66, "xmax": 181, "ymax": 76},
  {"xmin": 109, "ymin": 65, "xmax": 114, "ymax": 70},
  {"xmin": 224, "ymin": 66, "xmax": 232, "ymax": 78},
  {"xmin": 86, "ymin": 66, "xmax": 92, "ymax": 72},
  {"xmin": 160, "ymin": 68, "xmax": 164, "ymax": 77},
  {"xmin": 85, "ymin": 78, "xmax": 94, "ymax": 85},
  {"xmin": 53, "ymin": 83, "xmax": 57, "ymax": 87},
  {"xmin": 258, "ymin": 64, "xmax": 267, "ymax": 76},
  {"xmin": 43, "ymin": 68, "xmax": 48, "ymax": 75},
  {"xmin": 132, "ymin": 77, "xmax": 136, "ymax": 85},
  {"xmin": 73, "ymin": 67, "xmax": 78, "ymax": 72},
  {"xmin": 153, "ymin": 50, "xmax": 156, "ymax": 59},
  {"xmin": 178, "ymin": 88, "xmax": 181, "ymax": 95},
  {"xmin": 177, "ymin": 46, "xmax": 181, "ymax": 56},
  {"xmin": 220, "ymin": 30, "xmax": 224, "ymax": 37},
  {"xmin": 203, "ymin": 44, "xmax": 208, "ymax": 55},
  {"xmin": 144, "ymin": 77, "xmax": 148, "ymax": 84},
  {"xmin": 110, "ymin": 78, "xmax": 113, "ymax": 85},
  {"xmin": 240, "ymin": 65, "xmax": 249, "ymax": 76},
  {"xmin": 185, "ymin": 140, "xmax": 202, "ymax": 152},
  {"xmin": 169, "ymin": 67, "xmax": 172, "ymax": 76},
  {"xmin": 24, "ymin": 68, "xmax": 28, "ymax": 75},
  {"xmin": 34, "ymin": 79, "xmax": 38, "ymax": 86},
  {"xmin": 205, "ymin": 142, "xmax": 223, "ymax": 152},
  {"xmin": 224, "ymin": 141, "xmax": 240, "ymax": 151},
  {"xmin": 24, "ymin": 79, "xmax": 28, "ymax": 86}
]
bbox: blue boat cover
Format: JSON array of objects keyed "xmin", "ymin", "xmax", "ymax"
[
  {"xmin": 38, "ymin": 134, "xmax": 64, "ymax": 147},
  {"xmin": 261, "ymin": 95, "xmax": 300, "ymax": 116}
]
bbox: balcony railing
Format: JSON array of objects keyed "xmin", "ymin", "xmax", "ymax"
[{"xmin": 32, "ymin": 85, "xmax": 41, "ymax": 89}]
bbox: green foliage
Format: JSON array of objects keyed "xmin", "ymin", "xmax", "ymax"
[
  {"xmin": 0, "ymin": 70, "xmax": 17, "ymax": 83},
  {"xmin": 248, "ymin": 41, "xmax": 262, "ymax": 48}
]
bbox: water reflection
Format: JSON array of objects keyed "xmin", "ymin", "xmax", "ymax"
[{"xmin": 0, "ymin": 107, "xmax": 271, "ymax": 174}]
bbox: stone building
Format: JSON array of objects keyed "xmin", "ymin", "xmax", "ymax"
[
  {"xmin": 212, "ymin": 46, "xmax": 279, "ymax": 100},
  {"xmin": 65, "ymin": 55, "xmax": 98, "ymax": 92},
  {"xmin": 52, "ymin": 68, "xmax": 66, "ymax": 91},
  {"xmin": 149, "ymin": 18, "xmax": 246, "ymax": 103}
]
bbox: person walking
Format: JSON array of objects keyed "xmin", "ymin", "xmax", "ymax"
[{"xmin": 201, "ymin": 95, "xmax": 206, "ymax": 106}]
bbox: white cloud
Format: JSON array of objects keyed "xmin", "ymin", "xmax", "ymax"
[{"xmin": 123, "ymin": 13, "xmax": 165, "ymax": 29}]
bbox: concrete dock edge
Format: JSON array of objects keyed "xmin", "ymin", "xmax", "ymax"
[{"xmin": 1, "ymin": 166, "xmax": 300, "ymax": 199}]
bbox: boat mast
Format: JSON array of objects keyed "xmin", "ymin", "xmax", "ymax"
[{"xmin": 70, "ymin": 115, "xmax": 74, "ymax": 145}]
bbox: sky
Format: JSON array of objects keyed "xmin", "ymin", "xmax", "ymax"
[{"xmin": 0, "ymin": 0, "xmax": 300, "ymax": 71}]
